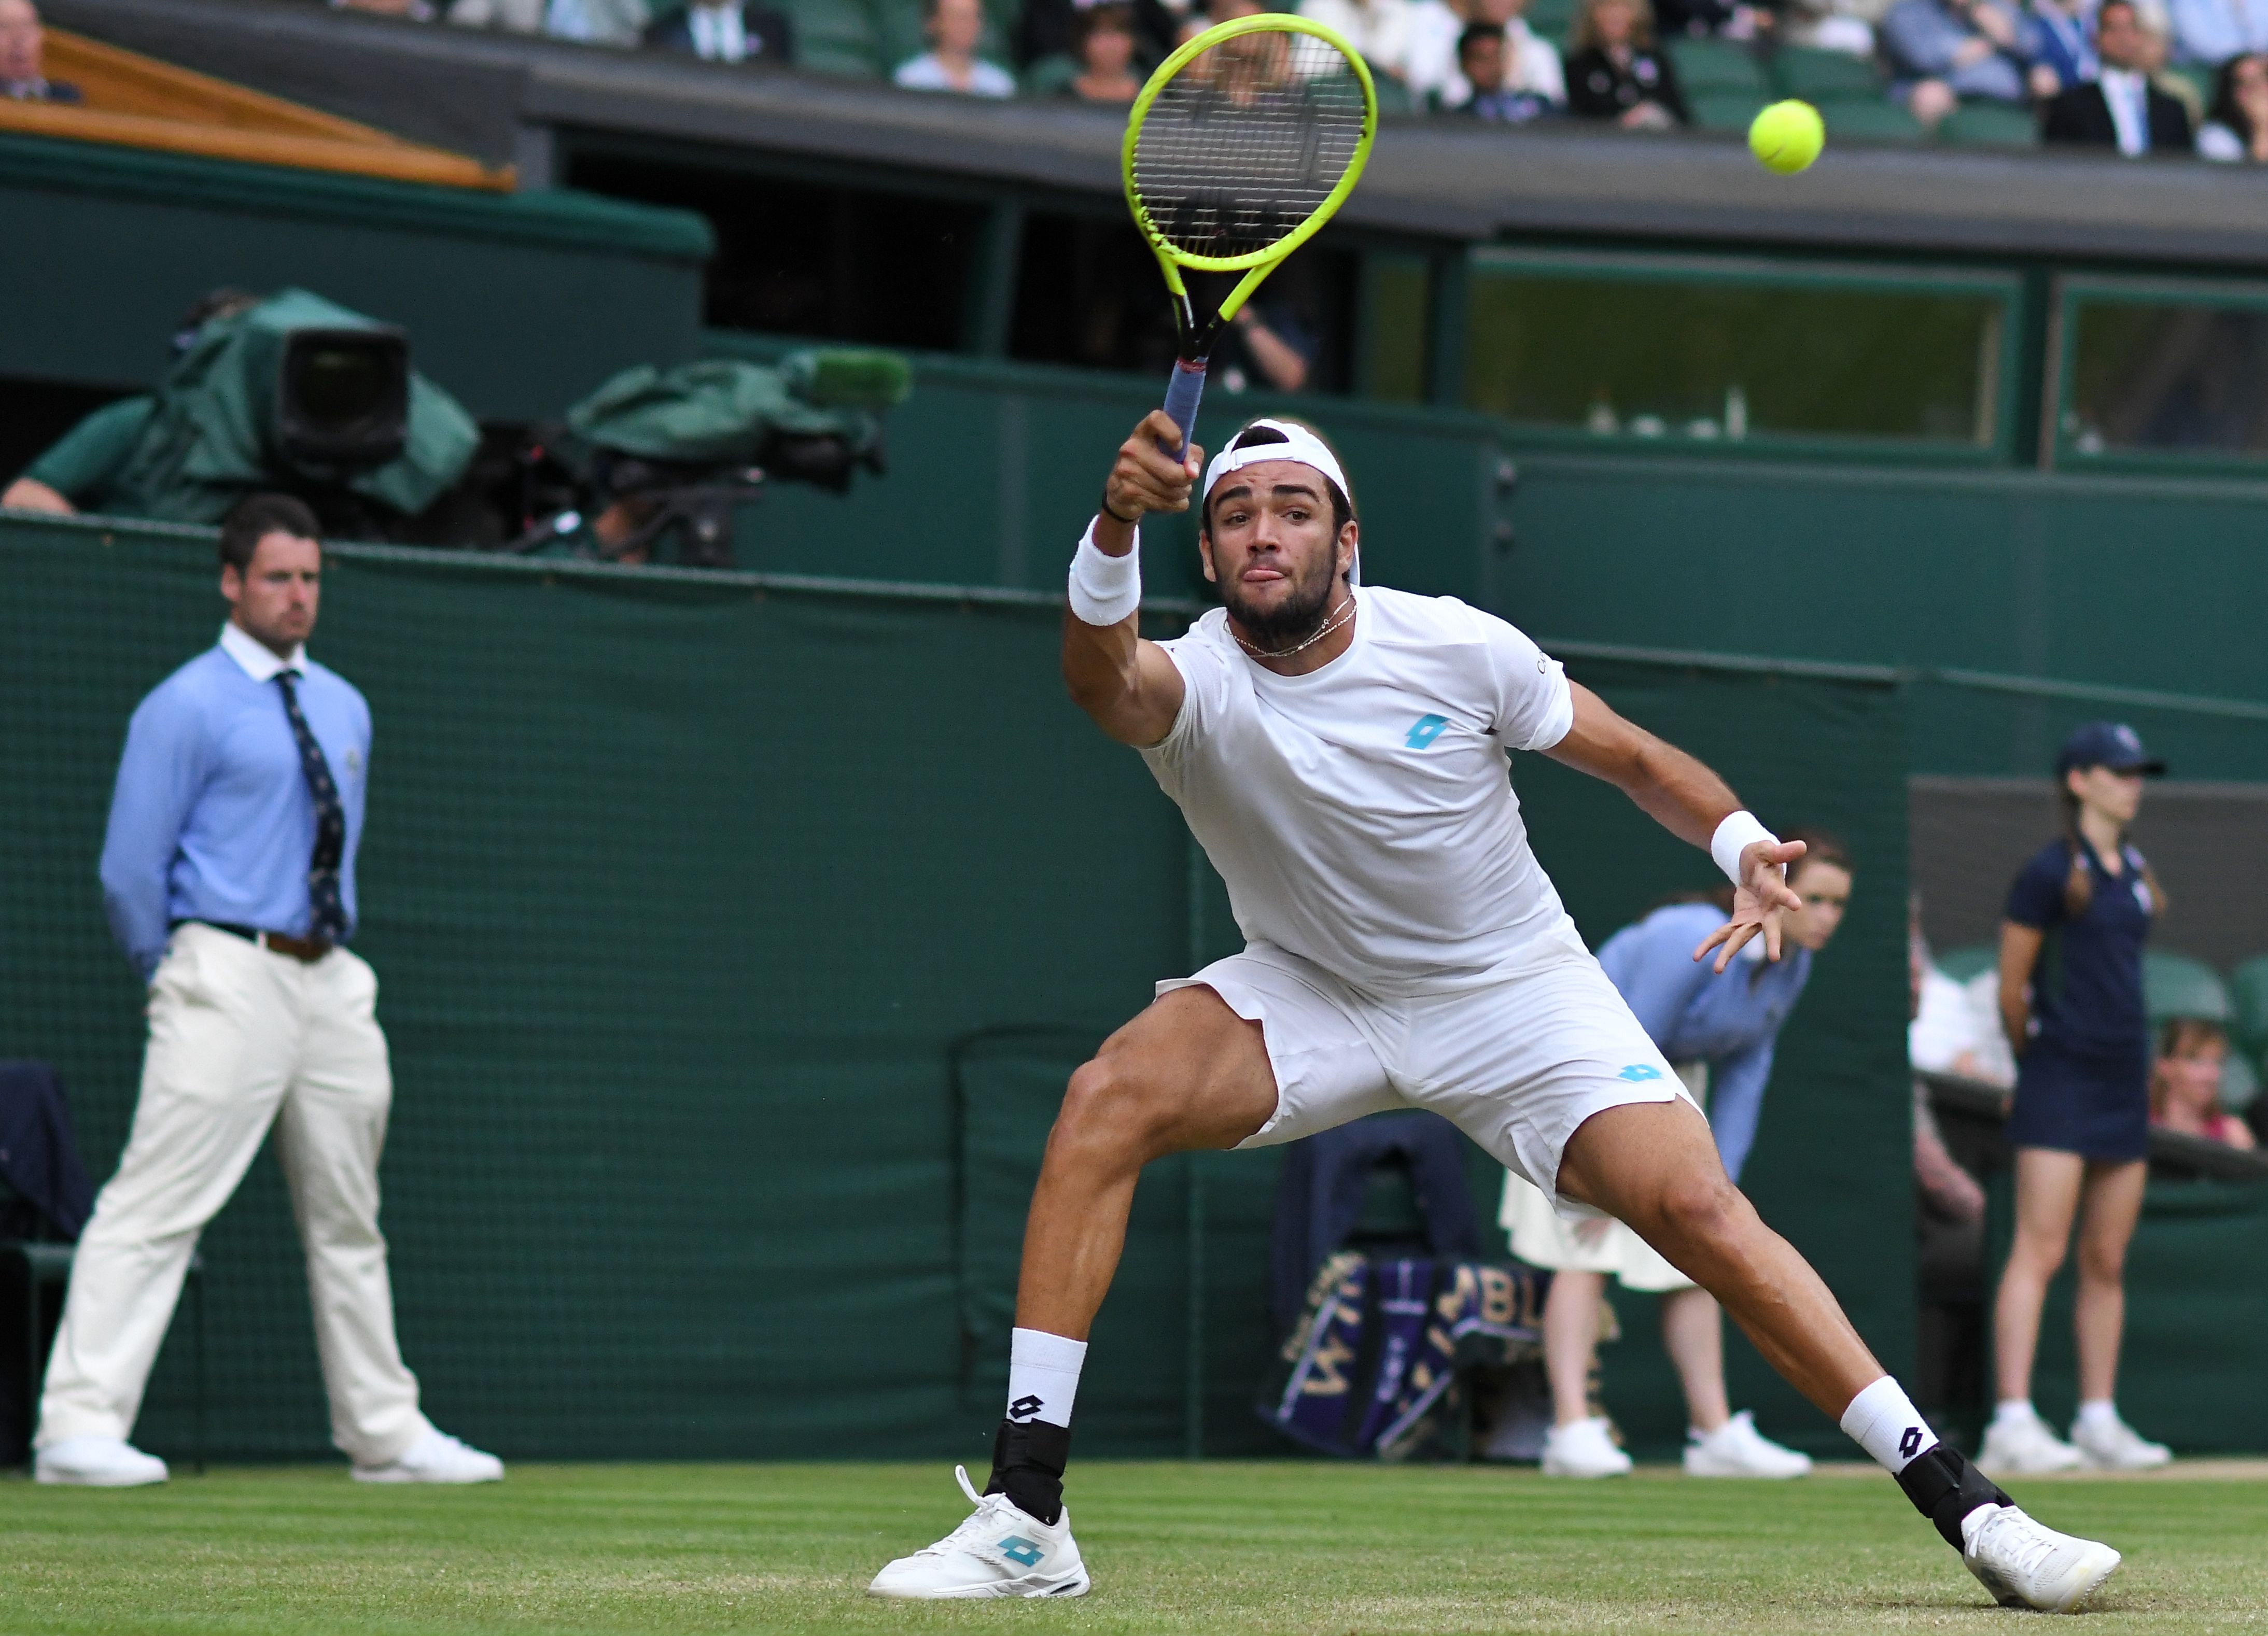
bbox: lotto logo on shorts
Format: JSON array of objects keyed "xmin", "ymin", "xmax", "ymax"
[
  {"xmin": 1404, "ymin": 713, "xmax": 1449, "ymax": 749},
  {"xmin": 1618, "ymin": 1064, "xmax": 1663, "ymax": 1081}
]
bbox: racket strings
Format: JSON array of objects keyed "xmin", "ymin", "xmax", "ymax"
[{"xmin": 1131, "ymin": 38, "xmax": 1368, "ymax": 263}]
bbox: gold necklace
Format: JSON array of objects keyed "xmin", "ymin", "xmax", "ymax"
[{"xmin": 1233, "ymin": 596, "xmax": 1356, "ymax": 660}]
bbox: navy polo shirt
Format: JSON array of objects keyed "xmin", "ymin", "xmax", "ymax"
[{"xmin": 2005, "ymin": 837, "xmax": 2154, "ymax": 1053}]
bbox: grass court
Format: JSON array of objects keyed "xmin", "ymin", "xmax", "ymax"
[{"xmin": 5, "ymin": 1460, "xmax": 2263, "ymax": 1634}]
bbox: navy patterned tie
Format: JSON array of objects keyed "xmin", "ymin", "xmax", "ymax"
[{"xmin": 275, "ymin": 671, "xmax": 348, "ymax": 944}]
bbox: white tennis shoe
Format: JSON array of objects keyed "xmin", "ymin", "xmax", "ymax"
[
  {"xmin": 34, "ymin": 1435, "xmax": 169, "ymax": 1487},
  {"xmin": 1682, "ymin": 1410, "xmax": 1813, "ymax": 1478},
  {"xmin": 1977, "ymin": 1407, "xmax": 2084, "ymax": 1476},
  {"xmin": 868, "ymin": 1465, "xmax": 1091, "ymax": 1599},
  {"xmin": 1541, "ymin": 1416, "xmax": 1633, "ymax": 1478},
  {"xmin": 1962, "ymin": 1504, "xmax": 2121, "ymax": 1613},
  {"xmin": 2070, "ymin": 1412, "xmax": 2172, "ymax": 1471},
  {"xmin": 352, "ymin": 1428, "xmax": 503, "ymax": 1484}
]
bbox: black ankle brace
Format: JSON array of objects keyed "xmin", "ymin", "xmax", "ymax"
[
  {"xmin": 1895, "ymin": 1444, "xmax": 2012, "ymax": 1549},
  {"xmin": 984, "ymin": 1418, "xmax": 1071, "ymax": 1527}
]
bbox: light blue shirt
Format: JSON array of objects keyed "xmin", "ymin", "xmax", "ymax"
[
  {"xmin": 99, "ymin": 623, "xmax": 372, "ymax": 979},
  {"xmin": 2169, "ymin": 0, "xmax": 2268, "ymax": 63},
  {"xmin": 1597, "ymin": 901, "xmax": 1815, "ymax": 1186}
]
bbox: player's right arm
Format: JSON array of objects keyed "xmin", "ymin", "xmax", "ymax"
[
  {"xmin": 1060, "ymin": 412, "xmax": 1200, "ymax": 748},
  {"xmin": 1996, "ymin": 922, "xmax": 2043, "ymax": 1056}
]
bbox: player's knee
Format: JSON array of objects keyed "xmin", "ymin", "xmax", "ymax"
[
  {"xmin": 2076, "ymin": 1234, "xmax": 2125, "ymax": 1284},
  {"xmin": 1048, "ymin": 1056, "xmax": 1171, "ymax": 1170},
  {"xmin": 2011, "ymin": 1227, "xmax": 2068, "ymax": 1278},
  {"xmin": 1654, "ymin": 1172, "xmax": 1743, "ymax": 1250}
]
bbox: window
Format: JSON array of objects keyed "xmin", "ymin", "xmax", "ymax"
[
  {"xmin": 2059, "ymin": 280, "xmax": 2268, "ymax": 467},
  {"xmin": 1464, "ymin": 251, "xmax": 2017, "ymax": 460}
]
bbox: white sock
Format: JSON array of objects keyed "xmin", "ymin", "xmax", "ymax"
[
  {"xmin": 1005, "ymin": 1328, "xmax": 1086, "ymax": 1430},
  {"xmin": 1993, "ymin": 1399, "xmax": 2037, "ymax": 1426},
  {"xmin": 2075, "ymin": 1399, "xmax": 2119, "ymax": 1431},
  {"xmin": 1839, "ymin": 1376, "xmax": 1940, "ymax": 1475}
]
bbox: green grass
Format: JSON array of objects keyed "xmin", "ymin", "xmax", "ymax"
[{"xmin": 3, "ymin": 1461, "xmax": 2263, "ymax": 1633}]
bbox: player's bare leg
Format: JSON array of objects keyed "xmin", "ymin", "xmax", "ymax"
[
  {"xmin": 869, "ymin": 986, "xmax": 1273, "ymax": 1599},
  {"xmin": 1559, "ymin": 1099, "xmax": 2121, "ymax": 1613},
  {"xmin": 1013, "ymin": 986, "xmax": 1277, "ymax": 1341}
]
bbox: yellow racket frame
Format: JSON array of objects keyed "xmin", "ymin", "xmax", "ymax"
[{"xmin": 1121, "ymin": 15, "xmax": 1379, "ymax": 326}]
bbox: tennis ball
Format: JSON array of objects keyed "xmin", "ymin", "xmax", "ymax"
[{"xmin": 1748, "ymin": 100, "xmax": 1825, "ymax": 175}]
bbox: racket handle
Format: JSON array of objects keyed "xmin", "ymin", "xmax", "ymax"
[{"xmin": 1158, "ymin": 359, "xmax": 1209, "ymax": 464}]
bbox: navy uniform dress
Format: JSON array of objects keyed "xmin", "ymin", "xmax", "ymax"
[{"xmin": 2003, "ymin": 837, "xmax": 2155, "ymax": 1161}]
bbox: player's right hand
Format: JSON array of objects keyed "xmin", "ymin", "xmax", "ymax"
[{"xmin": 1104, "ymin": 412, "xmax": 1203, "ymax": 521}]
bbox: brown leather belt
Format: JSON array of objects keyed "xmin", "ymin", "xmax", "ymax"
[{"xmin": 195, "ymin": 921, "xmax": 334, "ymax": 963}]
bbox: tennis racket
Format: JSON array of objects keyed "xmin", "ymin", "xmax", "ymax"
[{"xmin": 1122, "ymin": 16, "xmax": 1378, "ymax": 460}]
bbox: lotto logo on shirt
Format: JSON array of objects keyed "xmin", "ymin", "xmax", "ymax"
[{"xmin": 1404, "ymin": 714, "xmax": 1449, "ymax": 750}]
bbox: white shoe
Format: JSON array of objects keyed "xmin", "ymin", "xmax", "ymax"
[
  {"xmin": 1682, "ymin": 1409, "xmax": 1813, "ymax": 1478},
  {"xmin": 2070, "ymin": 1412, "xmax": 2172, "ymax": 1472},
  {"xmin": 1976, "ymin": 1409, "xmax": 2084, "ymax": 1477},
  {"xmin": 867, "ymin": 1465, "xmax": 1090, "ymax": 1599},
  {"xmin": 34, "ymin": 1435, "xmax": 169, "ymax": 1487},
  {"xmin": 1541, "ymin": 1416, "xmax": 1633, "ymax": 1478},
  {"xmin": 1962, "ymin": 1504, "xmax": 2121, "ymax": 1613},
  {"xmin": 352, "ymin": 1428, "xmax": 504, "ymax": 1484}
]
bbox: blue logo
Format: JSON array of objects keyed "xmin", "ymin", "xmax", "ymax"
[
  {"xmin": 1617, "ymin": 1064, "xmax": 1663, "ymax": 1082},
  {"xmin": 997, "ymin": 1535, "xmax": 1044, "ymax": 1567},
  {"xmin": 1405, "ymin": 713, "xmax": 1449, "ymax": 750}
]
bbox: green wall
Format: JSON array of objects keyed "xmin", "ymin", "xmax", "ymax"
[
  {"xmin": 1, "ymin": 516, "xmax": 1915, "ymax": 1464},
  {"xmin": 0, "ymin": 132, "xmax": 712, "ymax": 423},
  {"xmin": 1499, "ymin": 453, "xmax": 2268, "ymax": 778}
]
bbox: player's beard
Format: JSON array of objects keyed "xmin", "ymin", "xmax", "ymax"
[{"xmin": 1220, "ymin": 551, "xmax": 1342, "ymax": 650}]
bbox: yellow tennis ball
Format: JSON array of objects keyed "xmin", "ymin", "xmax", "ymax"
[{"xmin": 1748, "ymin": 100, "xmax": 1825, "ymax": 175}]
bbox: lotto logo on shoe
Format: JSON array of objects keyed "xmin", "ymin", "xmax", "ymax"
[
  {"xmin": 1008, "ymin": 1394, "xmax": 1045, "ymax": 1421},
  {"xmin": 997, "ymin": 1535, "xmax": 1044, "ymax": 1567},
  {"xmin": 1617, "ymin": 1064, "xmax": 1663, "ymax": 1082}
]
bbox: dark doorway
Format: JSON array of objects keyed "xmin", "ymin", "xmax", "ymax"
[{"xmin": 566, "ymin": 154, "xmax": 988, "ymax": 351}]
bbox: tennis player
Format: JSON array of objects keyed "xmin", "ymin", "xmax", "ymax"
[{"xmin": 870, "ymin": 413, "xmax": 2120, "ymax": 1611}]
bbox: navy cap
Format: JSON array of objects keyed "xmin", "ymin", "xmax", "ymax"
[{"xmin": 2056, "ymin": 721, "xmax": 2166, "ymax": 778}]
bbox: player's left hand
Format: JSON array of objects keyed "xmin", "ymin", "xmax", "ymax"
[{"xmin": 1691, "ymin": 837, "xmax": 1808, "ymax": 972}]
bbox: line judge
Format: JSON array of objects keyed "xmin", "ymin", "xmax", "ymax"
[{"xmin": 34, "ymin": 494, "xmax": 502, "ymax": 1487}]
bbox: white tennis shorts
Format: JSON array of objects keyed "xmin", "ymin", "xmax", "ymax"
[
  {"xmin": 1496, "ymin": 1061, "xmax": 1709, "ymax": 1290},
  {"xmin": 1158, "ymin": 941, "xmax": 1696, "ymax": 1218}
]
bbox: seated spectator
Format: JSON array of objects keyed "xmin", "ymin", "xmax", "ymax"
[
  {"xmin": 1453, "ymin": 20, "xmax": 1564, "ymax": 117},
  {"xmin": 2043, "ymin": 0, "xmax": 2194, "ymax": 150},
  {"xmin": 447, "ymin": 0, "xmax": 546, "ymax": 31},
  {"xmin": 2169, "ymin": 0, "xmax": 2268, "ymax": 65},
  {"xmin": 331, "ymin": 0, "xmax": 437, "ymax": 18},
  {"xmin": 1, "ymin": 0, "xmax": 80, "ymax": 101},
  {"xmin": 1565, "ymin": 0, "xmax": 1687, "ymax": 125},
  {"xmin": 1300, "ymin": 0, "xmax": 1417, "ymax": 81},
  {"xmin": 1407, "ymin": 0, "xmax": 1469, "ymax": 101},
  {"xmin": 895, "ymin": 0, "xmax": 1017, "ymax": 94},
  {"xmin": 2200, "ymin": 50, "xmax": 2268, "ymax": 158},
  {"xmin": 1021, "ymin": 0, "xmax": 1177, "ymax": 69},
  {"xmin": 1783, "ymin": 0, "xmax": 1886, "ymax": 57},
  {"xmin": 1427, "ymin": 0, "xmax": 1565, "ymax": 105},
  {"xmin": 1655, "ymin": 0, "xmax": 1774, "ymax": 41},
  {"xmin": 540, "ymin": 0, "xmax": 651, "ymax": 45},
  {"xmin": 2027, "ymin": 0, "xmax": 2096, "ymax": 96},
  {"xmin": 1882, "ymin": 0, "xmax": 2036, "ymax": 131},
  {"xmin": 1061, "ymin": 0, "xmax": 1143, "ymax": 99},
  {"xmin": 2149, "ymin": 1018, "xmax": 2256, "ymax": 1149},
  {"xmin": 1213, "ymin": 302, "xmax": 1319, "ymax": 392},
  {"xmin": 645, "ymin": 0, "xmax": 795, "ymax": 63}
]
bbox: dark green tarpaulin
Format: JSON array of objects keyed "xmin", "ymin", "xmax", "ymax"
[{"xmin": 1, "ymin": 515, "xmax": 1915, "ymax": 1462}]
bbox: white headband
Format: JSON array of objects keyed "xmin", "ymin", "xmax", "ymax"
[
  {"xmin": 1201, "ymin": 419, "xmax": 1350, "ymax": 507},
  {"xmin": 1200, "ymin": 419, "xmax": 1360, "ymax": 586}
]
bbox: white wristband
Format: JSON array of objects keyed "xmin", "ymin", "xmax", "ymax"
[
  {"xmin": 1710, "ymin": 810, "xmax": 1779, "ymax": 889},
  {"xmin": 1068, "ymin": 517, "xmax": 1142, "ymax": 627}
]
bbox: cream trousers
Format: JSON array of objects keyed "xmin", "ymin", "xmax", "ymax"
[{"xmin": 37, "ymin": 922, "xmax": 431, "ymax": 1465}]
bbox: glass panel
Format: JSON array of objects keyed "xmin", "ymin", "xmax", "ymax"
[
  {"xmin": 1360, "ymin": 253, "xmax": 1431, "ymax": 404},
  {"xmin": 2066, "ymin": 301, "xmax": 2268, "ymax": 459},
  {"xmin": 1465, "ymin": 262, "xmax": 2004, "ymax": 446}
]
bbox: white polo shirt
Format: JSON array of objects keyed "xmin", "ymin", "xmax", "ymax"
[{"xmin": 1142, "ymin": 585, "xmax": 1584, "ymax": 995}]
